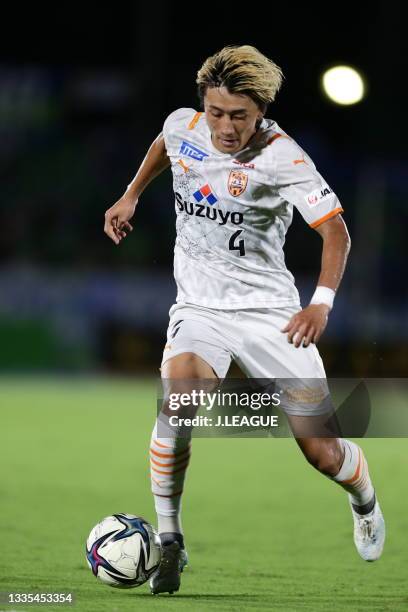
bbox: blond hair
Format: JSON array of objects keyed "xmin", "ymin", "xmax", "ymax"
[{"xmin": 196, "ymin": 45, "xmax": 283, "ymax": 110}]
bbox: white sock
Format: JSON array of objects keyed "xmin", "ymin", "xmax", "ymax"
[
  {"xmin": 150, "ymin": 416, "xmax": 191, "ymax": 534},
  {"xmin": 333, "ymin": 439, "xmax": 375, "ymax": 508},
  {"xmin": 157, "ymin": 511, "xmax": 183, "ymax": 534}
]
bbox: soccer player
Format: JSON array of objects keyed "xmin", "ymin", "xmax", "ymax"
[{"xmin": 104, "ymin": 46, "xmax": 385, "ymax": 594}]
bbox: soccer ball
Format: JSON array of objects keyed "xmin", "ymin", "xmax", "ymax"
[{"xmin": 86, "ymin": 513, "xmax": 161, "ymax": 588}]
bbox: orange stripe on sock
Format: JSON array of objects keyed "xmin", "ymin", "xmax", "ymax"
[
  {"xmin": 150, "ymin": 453, "xmax": 191, "ymax": 468},
  {"xmin": 150, "ymin": 447, "xmax": 177, "ymax": 459},
  {"xmin": 154, "ymin": 439, "xmax": 172, "ymax": 449},
  {"xmin": 342, "ymin": 448, "xmax": 363, "ymax": 485},
  {"xmin": 154, "ymin": 490, "xmax": 183, "ymax": 498},
  {"xmin": 150, "ymin": 446, "xmax": 190, "ymax": 460},
  {"xmin": 150, "ymin": 460, "xmax": 190, "ymax": 476}
]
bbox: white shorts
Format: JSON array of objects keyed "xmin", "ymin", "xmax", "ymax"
[{"xmin": 161, "ymin": 303, "xmax": 331, "ymax": 417}]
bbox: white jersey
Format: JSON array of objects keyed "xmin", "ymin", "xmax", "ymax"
[{"xmin": 162, "ymin": 108, "xmax": 343, "ymax": 309}]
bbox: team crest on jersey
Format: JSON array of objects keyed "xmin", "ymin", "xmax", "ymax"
[{"xmin": 228, "ymin": 170, "xmax": 248, "ymax": 197}]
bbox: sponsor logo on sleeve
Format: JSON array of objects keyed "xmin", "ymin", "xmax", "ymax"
[
  {"xmin": 228, "ymin": 170, "xmax": 248, "ymax": 197},
  {"xmin": 179, "ymin": 140, "xmax": 209, "ymax": 161},
  {"xmin": 305, "ymin": 186, "xmax": 333, "ymax": 206}
]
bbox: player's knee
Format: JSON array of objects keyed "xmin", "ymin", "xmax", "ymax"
[
  {"xmin": 303, "ymin": 440, "xmax": 343, "ymax": 476},
  {"xmin": 161, "ymin": 352, "xmax": 217, "ymax": 380},
  {"xmin": 160, "ymin": 353, "xmax": 218, "ymax": 418}
]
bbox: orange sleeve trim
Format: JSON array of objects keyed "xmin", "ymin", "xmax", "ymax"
[
  {"xmin": 309, "ymin": 207, "xmax": 344, "ymax": 229},
  {"xmin": 188, "ymin": 112, "xmax": 202, "ymax": 130}
]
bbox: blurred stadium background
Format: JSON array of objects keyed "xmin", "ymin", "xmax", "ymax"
[
  {"xmin": 0, "ymin": 3, "xmax": 406, "ymax": 377},
  {"xmin": 2, "ymin": 5, "xmax": 408, "ymax": 610}
]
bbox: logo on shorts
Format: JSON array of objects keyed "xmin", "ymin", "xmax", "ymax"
[
  {"xmin": 171, "ymin": 320, "xmax": 183, "ymax": 338},
  {"xmin": 305, "ymin": 186, "xmax": 333, "ymax": 207},
  {"xmin": 228, "ymin": 170, "xmax": 248, "ymax": 197},
  {"xmin": 179, "ymin": 140, "xmax": 209, "ymax": 161},
  {"xmin": 193, "ymin": 184, "xmax": 218, "ymax": 205}
]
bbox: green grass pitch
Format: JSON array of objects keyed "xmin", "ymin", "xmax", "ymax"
[{"xmin": 1, "ymin": 377, "xmax": 407, "ymax": 611}]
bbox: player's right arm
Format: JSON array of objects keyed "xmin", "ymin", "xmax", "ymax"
[{"xmin": 104, "ymin": 132, "xmax": 170, "ymax": 245}]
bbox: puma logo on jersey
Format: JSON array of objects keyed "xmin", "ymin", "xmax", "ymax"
[
  {"xmin": 175, "ymin": 192, "xmax": 243, "ymax": 226},
  {"xmin": 305, "ymin": 186, "xmax": 333, "ymax": 206}
]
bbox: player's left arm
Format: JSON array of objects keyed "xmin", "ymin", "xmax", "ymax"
[{"xmin": 282, "ymin": 213, "xmax": 351, "ymax": 348}]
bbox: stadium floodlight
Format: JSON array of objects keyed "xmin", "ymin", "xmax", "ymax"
[{"xmin": 321, "ymin": 65, "xmax": 366, "ymax": 105}]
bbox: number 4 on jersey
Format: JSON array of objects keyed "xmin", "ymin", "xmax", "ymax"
[{"xmin": 229, "ymin": 230, "xmax": 246, "ymax": 257}]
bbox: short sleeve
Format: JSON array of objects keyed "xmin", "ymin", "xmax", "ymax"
[
  {"xmin": 162, "ymin": 108, "xmax": 197, "ymax": 153},
  {"xmin": 275, "ymin": 138, "xmax": 344, "ymax": 228}
]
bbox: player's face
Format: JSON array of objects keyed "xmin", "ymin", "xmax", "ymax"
[{"xmin": 204, "ymin": 87, "xmax": 264, "ymax": 154}]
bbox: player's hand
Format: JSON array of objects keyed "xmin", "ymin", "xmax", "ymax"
[
  {"xmin": 281, "ymin": 304, "xmax": 330, "ymax": 348},
  {"xmin": 104, "ymin": 194, "xmax": 137, "ymax": 245}
]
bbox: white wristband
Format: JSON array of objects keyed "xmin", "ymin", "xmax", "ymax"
[{"xmin": 310, "ymin": 286, "xmax": 335, "ymax": 310}]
